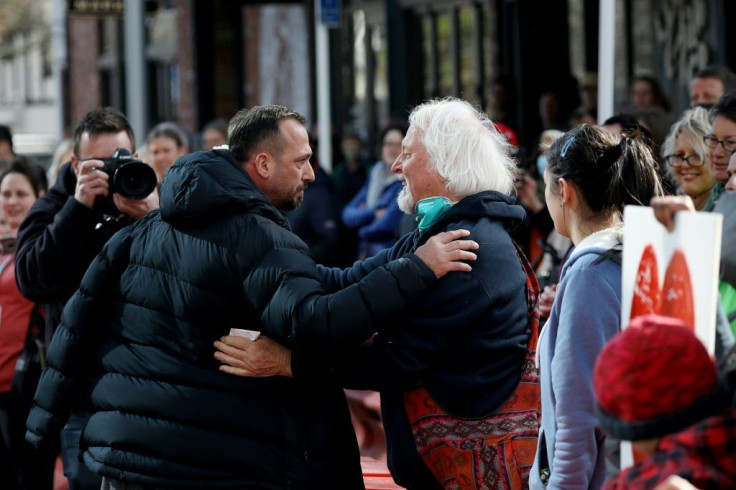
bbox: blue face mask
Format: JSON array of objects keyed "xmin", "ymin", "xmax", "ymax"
[
  {"xmin": 536, "ymin": 155, "xmax": 548, "ymax": 176},
  {"xmin": 415, "ymin": 196, "xmax": 454, "ymax": 233}
]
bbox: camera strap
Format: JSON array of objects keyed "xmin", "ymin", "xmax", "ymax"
[{"xmin": 0, "ymin": 255, "xmax": 12, "ymax": 277}]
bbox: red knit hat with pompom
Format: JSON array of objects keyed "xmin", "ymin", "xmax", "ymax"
[{"xmin": 593, "ymin": 314, "xmax": 728, "ymax": 441}]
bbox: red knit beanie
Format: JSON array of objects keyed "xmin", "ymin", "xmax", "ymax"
[{"xmin": 593, "ymin": 314, "xmax": 728, "ymax": 441}]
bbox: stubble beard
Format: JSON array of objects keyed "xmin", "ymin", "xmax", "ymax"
[{"xmin": 281, "ymin": 184, "xmax": 308, "ymax": 211}]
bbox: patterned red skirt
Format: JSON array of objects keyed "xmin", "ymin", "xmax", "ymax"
[{"xmin": 403, "ymin": 243, "xmax": 541, "ymax": 489}]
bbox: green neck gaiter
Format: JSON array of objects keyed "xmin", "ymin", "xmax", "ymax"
[{"xmin": 415, "ymin": 196, "xmax": 455, "ymax": 233}]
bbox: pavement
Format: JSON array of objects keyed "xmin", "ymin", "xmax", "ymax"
[{"xmin": 53, "ymin": 455, "xmax": 402, "ymax": 489}]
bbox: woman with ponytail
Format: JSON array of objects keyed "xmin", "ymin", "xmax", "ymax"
[{"xmin": 530, "ymin": 124, "xmax": 663, "ymax": 489}]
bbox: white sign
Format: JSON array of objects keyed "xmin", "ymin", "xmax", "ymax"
[
  {"xmin": 620, "ymin": 204, "xmax": 722, "ymax": 469},
  {"xmin": 622, "ymin": 205, "xmax": 722, "ymax": 353}
]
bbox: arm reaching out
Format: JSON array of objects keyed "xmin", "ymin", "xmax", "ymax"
[
  {"xmin": 650, "ymin": 196, "xmax": 695, "ymax": 233},
  {"xmin": 113, "ymin": 190, "xmax": 160, "ymax": 219}
]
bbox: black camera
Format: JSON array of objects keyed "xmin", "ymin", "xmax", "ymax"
[{"xmin": 99, "ymin": 148, "xmax": 157, "ymax": 200}]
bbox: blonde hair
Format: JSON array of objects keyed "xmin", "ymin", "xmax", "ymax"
[
  {"xmin": 48, "ymin": 138, "xmax": 73, "ymax": 185},
  {"xmin": 661, "ymin": 107, "xmax": 711, "ymax": 164}
]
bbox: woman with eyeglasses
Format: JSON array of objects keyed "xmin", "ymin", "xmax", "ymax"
[
  {"xmin": 702, "ymin": 89, "xmax": 736, "ymax": 210},
  {"xmin": 661, "ymin": 107, "xmax": 717, "ymax": 211},
  {"xmin": 342, "ymin": 122, "xmax": 408, "ymax": 259}
]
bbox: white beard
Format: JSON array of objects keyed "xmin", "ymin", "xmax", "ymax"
[{"xmin": 397, "ymin": 185, "xmax": 415, "ymax": 214}]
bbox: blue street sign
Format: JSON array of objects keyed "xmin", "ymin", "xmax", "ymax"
[{"xmin": 320, "ymin": 0, "xmax": 341, "ymax": 27}]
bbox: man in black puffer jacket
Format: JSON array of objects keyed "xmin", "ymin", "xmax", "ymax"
[
  {"xmin": 26, "ymin": 105, "xmax": 477, "ymax": 489},
  {"xmin": 16, "ymin": 107, "xmax": 159, "ymax": 490}
]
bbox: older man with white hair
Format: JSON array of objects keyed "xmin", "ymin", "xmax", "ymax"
[{"xmin": 216, "ymin": 97, "xmax": 540, "ymax": 489}]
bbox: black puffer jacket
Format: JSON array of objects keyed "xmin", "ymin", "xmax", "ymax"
[{"xmin": 26, "ymin": 149, "xmax": 437, "ymax": 488}]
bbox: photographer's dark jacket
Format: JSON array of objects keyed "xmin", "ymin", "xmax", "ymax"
[
  {"xmin": 15, "ymin": 162, "xmax": 134, "ymax": 343},
  {"xmin": 299, "ymin": 191, "xmax": 532, "ymax": 488},
  {"xmin": 26, "ymin": 149, "xmax": 437, "ymax": 488}
]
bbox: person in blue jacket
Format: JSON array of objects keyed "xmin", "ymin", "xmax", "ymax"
[
  {"xmin": 530, "ymin": 124, "xmax": 663, "ymax": 489},
  {"xmin": 342, "ymin": 123, "xmax": 407, "ymax": 258}
]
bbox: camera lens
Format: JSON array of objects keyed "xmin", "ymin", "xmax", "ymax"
[{"xmin": 114, "ymin": 161, "xmax": 157, "ymax": 199}]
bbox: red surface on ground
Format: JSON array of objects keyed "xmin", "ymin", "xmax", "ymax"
[
  {"xmin": 54, "ymin": 453, "xmax": 400, "ymax": 488},
  {"xmin": 362, "ymin": 456, "xmax": 404, "ymax": 489},
  {"xmin": 54, "ymin": 455, "xmax": 69, "ymax": 490}
]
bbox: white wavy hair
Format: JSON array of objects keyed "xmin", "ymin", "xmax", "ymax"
[
  {"xmin": 408, "ymin": 97, "xmax": 516, "ymax": 197},
  {"xmin": 661, "ymin": 106, "xmax": 711, "ymax": 163}
]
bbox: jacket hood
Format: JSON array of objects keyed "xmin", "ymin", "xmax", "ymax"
[
  {"xmin": 423, "ymin": 191, "xmax": 526, "ymax": 236},
  {"xmin": 562, "ymin": 226, "xmax": 623, "ymax": 272},
  {"xmin": 159, "ymin": 149, "xmax": 288, "ymax": 228}
]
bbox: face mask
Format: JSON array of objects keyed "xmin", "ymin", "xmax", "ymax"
[
  {"xmin": 415, "ymin": 196, "xmax": 454, "ymax": 233},
  {"xmin": 536, "ymin": 155, "xmax": 547, "ymax": 176}
]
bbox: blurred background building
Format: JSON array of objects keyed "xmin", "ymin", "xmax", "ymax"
[{"xmin": 0, "ymin": 0, "xmax": 734, "ymax": 165}]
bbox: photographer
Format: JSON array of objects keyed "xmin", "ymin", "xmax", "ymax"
[{"xmin": 15, "ymin": 107, "xmax": 158, "ymax": 490}]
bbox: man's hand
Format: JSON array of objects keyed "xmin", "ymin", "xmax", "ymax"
[
  {"xmin": 113, "ymin": 191, "xmax": 160, "ymax": 220},
  {"xmin": 214, "ymin": 335, "xmax": 293, "ymax": 378},
  {"xmin": 650, "ymin": 196, "xmax": 696, "ymax": 233},
  {"xmin": 414, "ymin": 229, "xmax": 479, "ymax": 278},
  {"xmin": 74, "ymin": 160, "xmax": 109, "ymax": 208}
]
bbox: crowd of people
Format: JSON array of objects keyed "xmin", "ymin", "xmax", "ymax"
[{"xmin": 0, "ymin": 64, "xmax": 733, "ymax": 490}]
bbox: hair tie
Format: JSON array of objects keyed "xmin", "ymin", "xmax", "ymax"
[{"xmin": 560, "ymin": 136, "xmax": 575, "ymax": 158}]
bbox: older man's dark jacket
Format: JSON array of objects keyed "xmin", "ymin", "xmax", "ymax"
[
  {"xmin": 303, "ymin": 191, "xmax": 532, "ymax": 488},
  {"xmin": 26, "ymin": 149, "xmax": 437, "ymax": 489}
]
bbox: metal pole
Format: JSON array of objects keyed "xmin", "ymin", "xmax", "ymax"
[
  {"xmin": 51, "ymin": 0, "xmax": 67, "ymax": 138},
  {"xmin": 124, "ymin": 0, "xmax": 148, "ymax": 145},
  {"xmin": 597, "ymin": 0, "xmax": 616, "ymax": 124},
  {"xmin": 315, "ymin": 1, "xmax": 332, "ymax": 173}
]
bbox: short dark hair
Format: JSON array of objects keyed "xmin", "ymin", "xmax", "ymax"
[
  {"xmin": 342, "ymin": 130, "xmax": 364, "ymax": 144},
  {"xmin": 72, "ymin": 107, "xmax": 136, "ymax": 158},
  {"xmin": 710, "ymin": 89, "xmax": 736, "ymax": 125},
  {"xmin": 203, "ymin": 118, "xmax": 229, "ymax": 138},
  {"xmin": 632, "ymin": 74, "xmax": 671, "ymax": 112},
  {"xmin": 603, "ymin": 113, "xmax": 641, "ymax": 131},
  {"xmin": 378, "ymin": 121, "xmax": 409, "ymax": 144},
  {"xmin": 693, "ymin": 65, "xmax": 736, "ymax": 93},
  {"xmin": 602, "ymin": 113, "xmax": 655, "ymax": 148},
  {"xmin": 227, "ymin": 105, "xmax": 306, "ymax": 162},
  {"xmin": 0, "ymin": 125, "xmax": 12, "ymax": 147},
  {"xmin": 146, "ymin": 121, "xmax": 189, "ymax": 149},
  {"xmin": 0, "ymin": 157, "xmax": 46, "ymax": 198}
]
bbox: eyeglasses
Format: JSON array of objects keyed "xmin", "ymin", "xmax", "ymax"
[
  {"xmin": 703, "ymin": 134, "xmax": 736, "ymax": 153},
  {"xmin": 665, "ymin": 153, "xmax": 704, "ymax": 167}
]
